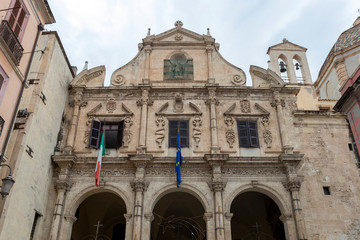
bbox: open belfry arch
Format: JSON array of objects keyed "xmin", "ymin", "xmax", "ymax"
[{"xmin": 47, "ymin": 20, "xmax": 360, "ymax": 240}]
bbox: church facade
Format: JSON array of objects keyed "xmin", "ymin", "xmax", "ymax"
[{"xmin": 3, "ymin": 21, "xmax": 360, "ymax": 240}]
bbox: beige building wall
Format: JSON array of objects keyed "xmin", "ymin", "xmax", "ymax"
[{"xmin": 0, "ymin": 32, "xmax": 73, "ymax": 239}]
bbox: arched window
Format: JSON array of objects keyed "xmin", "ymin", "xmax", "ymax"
[
  {"xmin": 293, "ymin": 56, "xmax": 304, "ymax": 84},
  {"xmin": 278, "ymin": 56, "xmax": 288, "ymax": 83}
]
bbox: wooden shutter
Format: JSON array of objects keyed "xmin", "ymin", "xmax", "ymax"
[
  {"xmin": 179, "ymin": 121, "xmax": 189, "ymax": 147},
  {"xmin": 238, "ymin": 121, "xmax": 250, "ymax": 147},
  {"xmin": 248, "ymin": 121, "xmax": 259, "ymax": 147},
  {"xmin": 169, "ymin": 121, "xmax": 178, "ymax": 147},
  {"xmin": 89, "ymin": 120, "xmax": 101, "ymax": 148},
  {"xmin": 117, "ymin": 121, "xmax": 124, "ymax": 147}
]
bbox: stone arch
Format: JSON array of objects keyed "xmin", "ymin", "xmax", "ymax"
[
  {"xmin": 165, "ymin": 50, "xmax": 192, "ymax": 60},
  {"xmin": 224, "ymin": 183, "xmax": 291, "ymax": 217},
  {"xmin": 277, "ymin": 54, "xmax": 289, "ymax": 82},
  {"xmin": 293, "ymin": 54, "xmax": 305, "ymax": 83},
  {"xmin": 65, "ymin": 184, "xmax": 131, "ymax": 218},
  {"xmin": 145, "ymin": 183, "xmax": 211, "ymax": 214}
]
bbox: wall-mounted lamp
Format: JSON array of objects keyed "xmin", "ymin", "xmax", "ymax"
[{"xmin": 0, "ymin": 164, "xmax": 15, "ymax": 199}]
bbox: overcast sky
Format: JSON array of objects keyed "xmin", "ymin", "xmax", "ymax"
[{"xmin": 46, "ymin": 0, "xmax": 359, "ymax": 86}]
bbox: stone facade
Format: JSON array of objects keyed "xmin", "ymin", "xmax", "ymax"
[{"xmin": 43, "ymin": 22, "xmax": 360, "ymax": 240}]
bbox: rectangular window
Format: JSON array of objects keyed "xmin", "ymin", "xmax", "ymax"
[
  {"xmin": 237, "ymin": 120, "xmax": 259, "ymax": 148},
  {"xmin": 169, "ymin": 120, "xmax": 189, "ymax": 147},
  {"xmin": 7, "ymin": 0, "xmax": 29, "ymax": 40},
  {"xmin": 89, "ymin": 120, "xmax": 124, "ymax": 149}
]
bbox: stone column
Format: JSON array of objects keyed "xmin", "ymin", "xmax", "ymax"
[
  {"xmin": 143, "ymin": 213, "xmax": 154, "ymax": 240},
  {"xmin": 206, "ymin": 88, "xmax": 220, "ymax": 154},
  {"xmin": 143, "ymin": 45, "xmax": 152, "ymax": 84},
  {"xmin": 206, "ymin": 45, "xmax": 215, "ymax": 83},
  {"xmin": 49, "ymin": 180, "xmax": 72, "ymax": 240},
  {"xmin": 64, "ymin": 90, "xmax": 86, "ymax": 154},
  {"xmin": 204, "ymin": 212, "xmax": 215, "ymax": 240},
  {"xmin": 224, "ymin": 212, "xmax": 233, "ymax": 240},
  {"xmin": 129, "ymin": 154, "xmax": 152, "ymax": 240},
  {"xmin": 279, "ymin": 214, "xmax": 296, "ymax": 240},
  {"xmin": 271, "ymin": 90, "xmax": 291, "ymax": 152},
  {"xmin": 50, "ymin": 156, "xmax": 75, "ymax": 240},
  {"xmin": 124, "ymin": 214, "xmax": 133, "ymax": 240},
  {"xmin": 205, "ymin": 154, "xmax": 228, "ymax": 240},
  {"xmin": 334, "ymin": 58, "xmax": 348, "ymax": 86},
  {"xmin": 63, "ymin": 215, "xmax": 77, "ymax": 240},
  {"xmin": 136, "ymin": 89, "xmax": 153, "ymax": 154},
  {"xmin": 280, "ymin": 153, "xmax": 307, "ymax": 240}
]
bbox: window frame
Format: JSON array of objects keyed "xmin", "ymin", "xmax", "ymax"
[
  {"xmin": 5, "ymin": 0, "xmax": 30, "ymax": 41},
  {"xmin": 0, "ymin": 66, "xmax": 9, "ymax": 105},
  {"xmin": 237, "ymin": 120, "xmax": 259, "ymax": 148},
  {"xmin": 89, "ymin": 120, "xmax": 124, "ymax": 149},
  {"xmin": 0, "ymin": 116, "xmax": 5, "ymax": 137},
  {"xmin": 168, "ymin": 120, "xmax": 189, "ymax": 148}
]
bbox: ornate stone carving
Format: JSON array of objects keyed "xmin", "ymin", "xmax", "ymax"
[
  {"xmin": 175, "ymin": 33, "xmax": 183, "ymax": 41},
  {"xmin": 192, "ymin": 115, "xmax": 202, "ymax": 148},
  {"xmin": 55, "ymin": 180, "xmax": 72, "ymax": 192},
  {"xmin": 261, "ymin": 116, "xmax": 270, "ymax": 127},
  {"xmin": 173, "ymin": 93, "xmax": 184, "ymax": 113},
  {"xmin": 84, "ymin": 131, "xmax": 90, "ymax": 146},
  {"xmin": 106, "ymin": 98, "xmax": 117, "ymax": 113},
  {"xmin": 288, "ymin": 100, "xmax": 298, "ymax": 112},
  {"xmin": 123, "ymin": 116, "xmax": 133, "ymax": 147},
  {"xmin": 263, "ymin": 130, "xmax": 272, "ymax": 147},
  {"xmin": 232, "ymin": 74, "xmax": 245, "ymax": 85},
  {"xmin": 155, "ymin": 115, "xmax": 165, "ymax": 148},
  {"xmin": 221, "ymin": 167, "xmax": 285, "ymax": 176},
  {"xmin": 224, "ymin": 116, "xmax": 235, "ymax": 148},
  {"xmin": 174, "ymin": 20, "xmax": 183, "ymax": 27},
  {"xmin": 205, "ymin": 89, "xmax": 219, "ymax": 105},
  {"xmin": 209, "ymin": 181, "xmax": 226, "ymax": 192},
  {"xmin": 136, "ymin": 89, "xmax": 153, "ymax": 106},
  {"xmin": 284, "ymin": 180, "xmax": 302, "ymax": 192},
  {"xmin": 113, "ymin": 74, "xmax": 126, "ymax": 85},
  {"xmin": 130, "ymin": 181, "xmax": 149, "ymax": 192},
  {"xmin": 240, "ymin": 99, "xmax": 251, "ymax": 113}
]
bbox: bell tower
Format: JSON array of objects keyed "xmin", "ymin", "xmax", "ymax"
[{"xmin": 267, "ymin": 38, "xmax": 312, "ymax": 85}]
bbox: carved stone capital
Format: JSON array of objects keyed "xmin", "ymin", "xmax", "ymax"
[
  {"xmin": 52, "ymin": 155, "xmax": 76, "ymax": 177},
  {"xmin": 55, "ymin": 179, "xmax": 72, "ymax": 192},
  {"xmin": 64, "ymin": 215, "xmax": 77, "ymax": 223},
  {"xmin": 144, "ymin": 45, "xmax": 152, "ymax": 54},
  {"xmin": 225, "ymin": 212, "xmax": 234, "ymax": 221},
  {"xmin": 206, "ymin": 45, "xmax": 213, "ymax": 53},
  {"xmin": 73, "ymin": 91, "xmax": 83, "ymax": 105},
  {"xmin": 283, "ymin": 179, "xmax": 302, "ymax": 192},
  {"xmin": 144, "ymin": 213, "xmax": 154, "ymax": 222},
  {"xmin": 205, "ymin": 89, "xmax": 219, "ymax": 105},
  {"xmin": 124, "ymin": 213, "xmax": 132, "ymax": 222},
  {"xmin": 130, "ymin": 180, "xmax": 149, "ymax": 192},
  {"xmin": 203, "ymin": 212, "xmax": 213, "ymax": 221},
  {"xmin": 279, "ymin": 214, "xmax": 292, "ymax": 222},
  {"xmin": 208, "ymin": 180, "xmax": 226, "ymax": 192}
]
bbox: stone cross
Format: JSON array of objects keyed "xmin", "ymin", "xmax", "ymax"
[{"xmin": 94, "ymin": 221, "xmax": 103, "ymax": 240}]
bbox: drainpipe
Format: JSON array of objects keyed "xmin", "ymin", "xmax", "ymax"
[{"xmin": 0, "ymin": 24, "xmax": 44, "ymax": 164}]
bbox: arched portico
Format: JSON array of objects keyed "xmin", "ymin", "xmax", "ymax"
[{"xmin": 224, "ymin": 184, "xmax": 296, "ymax": 240}]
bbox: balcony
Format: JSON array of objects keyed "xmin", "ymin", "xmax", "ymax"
[{"xmin": 0, "ymin": 20, "xmax": 23, "ymax": 65}]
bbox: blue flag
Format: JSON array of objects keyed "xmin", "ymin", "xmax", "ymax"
[{"xmin": 175, "ymin": 130, "xmax": 183, "ymax": 188}]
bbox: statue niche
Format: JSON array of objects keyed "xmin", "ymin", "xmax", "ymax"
[{"xmin": 164, "ymin": 53, "xmax": 193, "ymax": 80}]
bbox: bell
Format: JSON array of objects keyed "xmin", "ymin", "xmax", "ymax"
[
  {"xmin": 279, "ymin": 61, "xmax": 287, "ymax": 73},
  {"xmin": 295, "ymin": 63, "xmax": 301, "ymax": 70}
]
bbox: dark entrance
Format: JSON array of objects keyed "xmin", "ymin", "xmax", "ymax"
[
  {"xmin": 230, "ymin": 191, "xmax": 285, "ymax": 240},
  {"xmin": 71, "ymin": 192, "xmax": 127, "ymax": 240},
  {"xmin": 151, "ymin": 192, "xmax": 206, "ymax": 240}
]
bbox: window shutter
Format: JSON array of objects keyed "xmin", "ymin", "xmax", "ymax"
[
  {"xmin": 248, "ymin": 121, "xmax": 259, "ymax": 147},
  {"xmin": 179, "ymin": 121, "xmax": 189, "ymax": 147},
  {"xmin": 89, "ymin": 120, "xmax": 101, "ymax": 149},
  {"xmin": 238, "ymin": 121, "xmax": 250, "ymax": 147},
  {"xmin": 117, "ymin": 121, "xmax": 124, "ymax": 147},
  {"xmin": 169, "ymin": 121, "xmax": 178, "ymax": 147}
]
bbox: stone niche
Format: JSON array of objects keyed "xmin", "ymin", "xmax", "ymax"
[{"xmin": 163, "ymin": 53, "xmax": 194, "ymax": 80}]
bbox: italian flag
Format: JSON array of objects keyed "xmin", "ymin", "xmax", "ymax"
[{"xmin": 95, "ymin": 131, "xmax": 105, "ymax": 187}]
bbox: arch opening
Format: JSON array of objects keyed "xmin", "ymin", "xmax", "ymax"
[
  {"xmin": 230, "ymin": 191, "xmax": 285, "ymax": 240},
  {"xmin": 277, "ymin": 56, "xmax": 289, "ymax": 83},
  {"xmin": 151, "ymin": 192, "xmax": 206, "ymax": 240},
  {"xmin": 71, "ymin": 192, "xmax": 127, "ymax": 240},
  {"xmin": 293, "ymin": 58, "xmax": 304, "ymax": 84}
]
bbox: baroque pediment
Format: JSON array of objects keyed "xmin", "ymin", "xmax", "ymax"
[
  {"xmin": 250, "ymin": 65, "xmax": 285, "ymax": 88},
  {"xmin": 70, "ymin": 66, "xmax": 105, "ymax": 87},
  {"xmin": 143, "ymin": 21, "xmax": 214, "ymax": 46},
  {"xmin": 267, "ymin": 39, "xmax": 307, "ymax": 53}
]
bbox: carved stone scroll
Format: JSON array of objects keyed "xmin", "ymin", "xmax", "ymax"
[
  {"xmin": 155, "ymin": 115, "xmax": 165, "ymax": 148},
  {"xmin": 192, "ymin": 115, "xmax": 202, "ymax": 148},
  {"xmin": 261, "ymin": 115, "xmax": 272, "ymax": 148},
  {"xmin": 224, "ymin": 116, "xmax": 235, "ymax": 148},
  {"xmin": 123, "ymin": 116, "xmax": 133, "ymax": 147}
]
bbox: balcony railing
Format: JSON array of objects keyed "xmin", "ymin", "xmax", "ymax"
[{"xmin": 0, "ymin": 20, "xmax": 23, "ymax": 65}]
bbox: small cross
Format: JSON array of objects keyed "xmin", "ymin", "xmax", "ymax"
[
  {"xmin": 251, "ymin": 222, "xmax": 262, "ymax": 240},
  {"xmin": 94, "ymin": 221, "xmax": 103, "ymax": 240}
]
